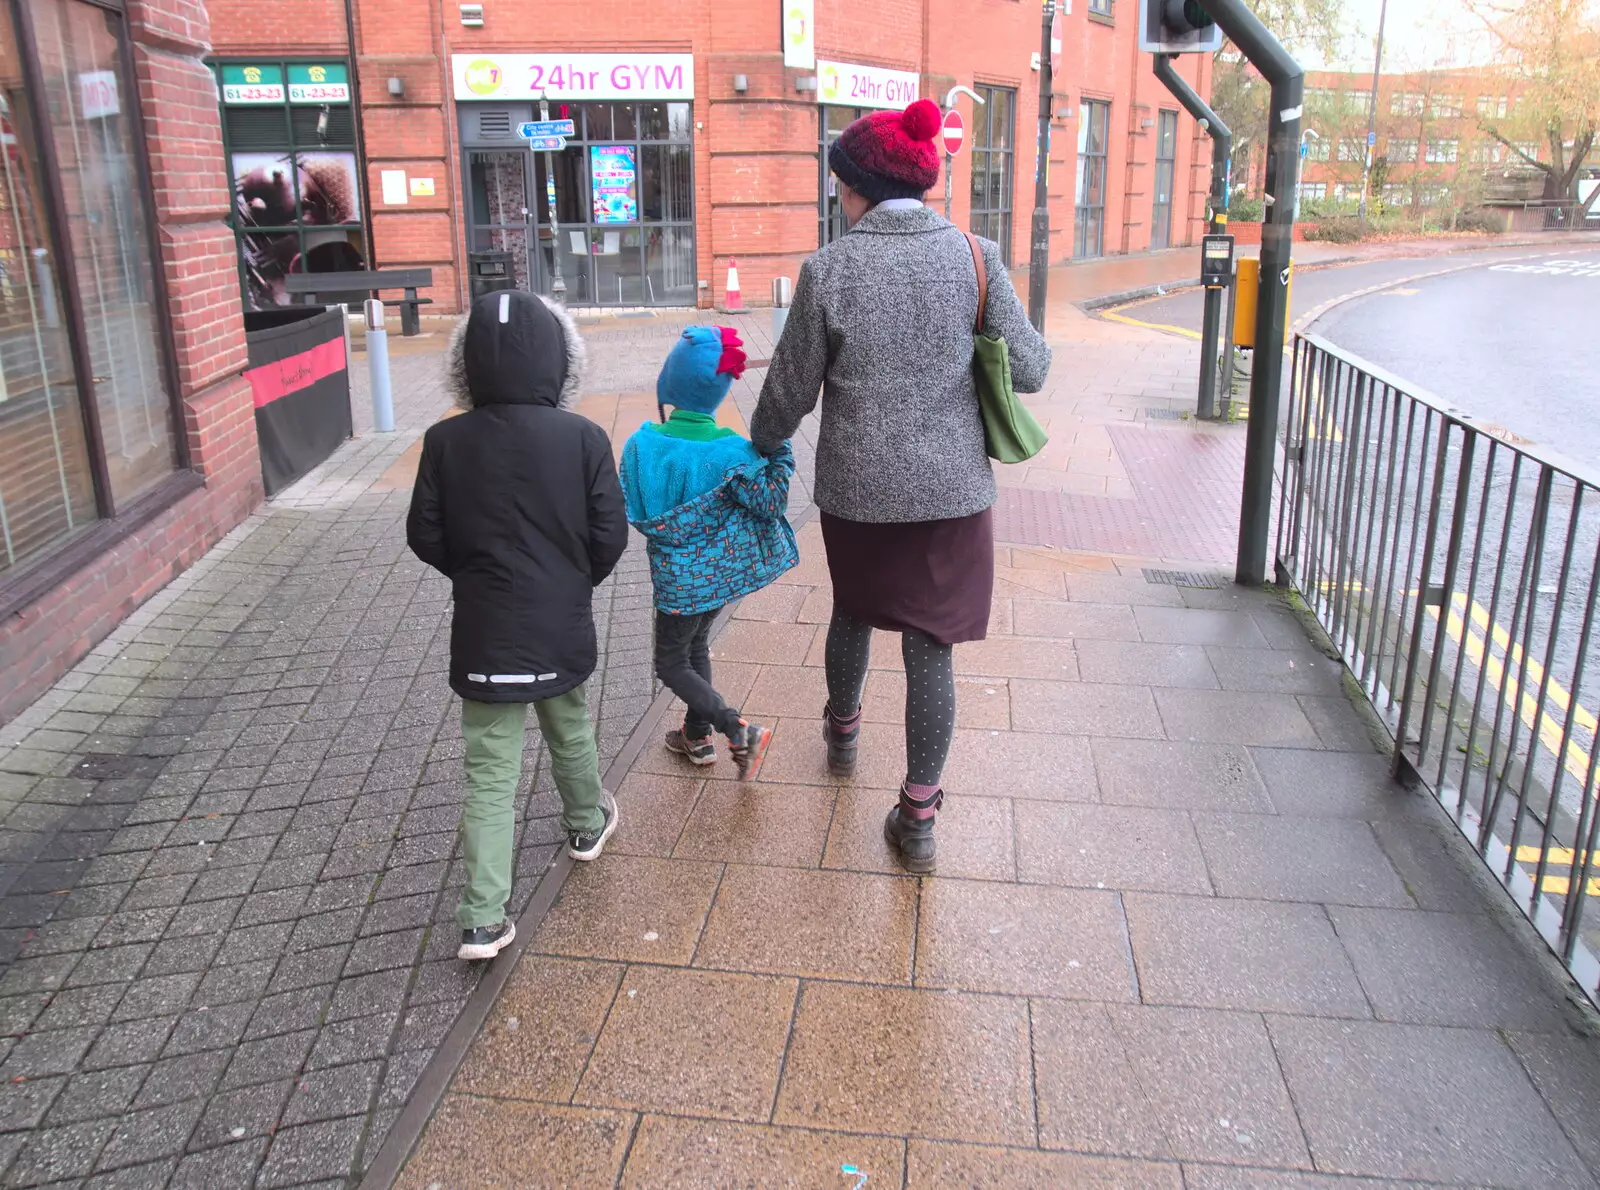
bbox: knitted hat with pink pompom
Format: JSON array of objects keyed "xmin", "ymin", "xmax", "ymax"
[{"xmin": 828, "ymin": 98, "xmax": 943, "ymax": 203}]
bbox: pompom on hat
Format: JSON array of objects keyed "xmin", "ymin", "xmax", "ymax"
[
  {"xmin": 828, "ymin": 98, "xmax": 943, "ymax": 203},
  {"xmin": 656, "ymin": 325, "xmax": 748, "ymax": 416}
]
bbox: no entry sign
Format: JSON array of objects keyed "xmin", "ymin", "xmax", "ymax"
[{"xmin": 941, "ymin": 108, "xmax": 965, "ymax": 156}]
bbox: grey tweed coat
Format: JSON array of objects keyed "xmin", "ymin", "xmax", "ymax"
[{"xmin": 751, "ymin": 203, "xmax": 1051, "ymax": 523}]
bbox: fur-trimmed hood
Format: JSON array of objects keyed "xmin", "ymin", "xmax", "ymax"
[{"xmin": 447, "ymin": 289, "xmax": 587, "ymax": 412}]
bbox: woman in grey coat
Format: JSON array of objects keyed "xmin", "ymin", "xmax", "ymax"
[{"xmin": 751, "ymin": 98, "xmax": 1051, "ymax": 872}]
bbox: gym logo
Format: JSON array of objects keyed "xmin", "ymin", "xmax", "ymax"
[
  {"xmin": 820, "ymin": 65, "xmax": 840, "ymax": 101},
  {"xmin": 463, "ymin": 59, "xmax": 502, "ymax": 96}
]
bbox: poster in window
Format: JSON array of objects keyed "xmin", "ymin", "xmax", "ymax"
[
  {"xmin": 296, "ymin": 152, "xmax": 361, "ymax": 226},
  {"xmin": 590, "ymin": 145, "xmax": 638, "ymax": 224}
]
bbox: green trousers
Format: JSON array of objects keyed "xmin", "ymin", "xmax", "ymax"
[{"xmin": 458, "ymin": 687, "xmax": 605, "ymax": 929}]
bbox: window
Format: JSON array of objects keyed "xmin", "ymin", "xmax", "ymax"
[
  {"xmin": 1150, "ymin": 110, "xmax": 1177, "ymax": 250},
  {"xmin": 1345, "ymin": 89, "xmax": 1370, "ymax": 113},
  {"xmin": 1391, "ymin": 92, "xmax": 1423, "ymax": 115},
  {"xmin": 1306, "ymin": 86, "xmax": 1336, "ymax": 109},
  {"xmin": 1425, "ymin": 139, "xmax": 1458, "ymax": 163},
  {"xmin": 0, "ymin": 0, "xmax": 184, "ymax": 579},
  {"xmin": 1305, "ymin": 137, "xmax": 1330, "ymax": 162},
  {"xmin": 1089, "ymin": 0, "xmax": 1113, "ymax": 18},
  {"xmin": 1337, "ymin": 139, "xmax": 1365, "ymax": 163},
  {"xmin": 1431, "ymin": 94, "xmax": 1463, "ymax": 118},
  {"xmin": 1074, "ymin": 99, "xmax": 1109, "ymax": 258},
  {"xmin": 1514, "ymin": 141, "xmax": 1540, "ymax": 161},
  {"xmin": 217, "ymin": 59, "xmax": 364, "ymax": 311},
  {"xmin": 1297, "ymin": 181, "xmax": 1328, "ymax": 202},
  {"xmin": 1470, "ymin": 141, "xmax": 1503, "ymax": 164},
  {"xmin": 1477, "ymin": 94, "xmax": 1508, "ymax": 118},
  {"xmin": 969, "ymin": 85, "xmax": 1016, "ymax": 263},
  {"xmin": 1387, "ymin": 138, "xmax": 1418, "ymax": 163},
  {"xmin": 1383, "ymin": 183, "xmax": 1410, "ymax": 205},
  {"xmin": 1333, "ymin": 182, "xmax": 1358, "ymax": 203}
]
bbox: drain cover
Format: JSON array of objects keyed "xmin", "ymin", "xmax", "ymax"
[
  {"xmin": 1142, "ymin": 568, "xmax": 1231, "ymax": 589},
  {"xmin": 1144, "ymin": 408, "xmax": 1188, "ymax": 421}
]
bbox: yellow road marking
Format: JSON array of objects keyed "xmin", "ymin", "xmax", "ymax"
[
  {"xmin": 1530, "ymin": 874, "xmax": 1600, "ymax": 896},
  {"xmin": 1515, "ymin": 845, "xmax": 1592, "ymax": 865},
  {"xmin": 1099, "ymin": 308, "xmax": 1203, "ymax": 340}
]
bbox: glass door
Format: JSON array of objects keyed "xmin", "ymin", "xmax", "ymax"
[
  {"xmin": 467, "ymin": 149, "xmax": 533, "ymax": 293},
  {"xmin": 1151, "ymin": 109, "xmax": 1177, "ymax": 250},
  {"xmin": 969, "ymin": 86, "xmax": 1015, "ymax": 262},
  {"xmin": 819, "ymin": 105, "xmax": 865, "ymax": 246}
]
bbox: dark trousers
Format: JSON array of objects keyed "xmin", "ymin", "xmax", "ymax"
[{"xmin": 654, "ymin": 609, "xmax": 742, "ymax": 739}]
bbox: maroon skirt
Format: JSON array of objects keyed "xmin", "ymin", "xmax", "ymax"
[{"xmin": 820, "ymin": 508, "xmax": 995, "ymax": 645}]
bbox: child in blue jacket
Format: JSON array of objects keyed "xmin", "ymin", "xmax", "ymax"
[{"xmin": 621, "ymin": 326, "xmax": 799, "ymax": 781}]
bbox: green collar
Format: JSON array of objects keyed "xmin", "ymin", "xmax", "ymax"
[{"xmin": 655, "ymin": 409, "xmax": 736, "ymax": 441}]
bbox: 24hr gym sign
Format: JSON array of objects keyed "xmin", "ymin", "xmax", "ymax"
[{"xmin": 453, "ymin": 54, "xmax": 695, "ymax": 102}]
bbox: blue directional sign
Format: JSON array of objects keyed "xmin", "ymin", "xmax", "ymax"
[
  {"xmin": 524, "ymin": 136, "xmax": 567, "ymax": 152},
  {"xmin": 517, "ymin": 120, "xmax": 576, "ymax": 139},
  {"xmin": 1368, "ymin": 131, "xmax": 1377, "ymax": 146}
]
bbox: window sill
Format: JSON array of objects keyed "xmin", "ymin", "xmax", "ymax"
[
  {"xmin": 1088, "ymin": 11, "xmax": 1116, "ymax": 26},
  {"xmin": 0, "ymin": 470, "xmax": 205, "ymax": 624}
]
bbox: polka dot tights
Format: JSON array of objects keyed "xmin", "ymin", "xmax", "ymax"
[{"xmin": 825, "ymin": 610, "xmax": 955, "ymax": 789}]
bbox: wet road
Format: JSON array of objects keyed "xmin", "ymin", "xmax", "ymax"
[{"xmin": 1110, "ymin": 243, "xmax": 1600, "ymax": 468}]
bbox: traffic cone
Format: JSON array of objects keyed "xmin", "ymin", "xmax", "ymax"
[{"xmin": 723, "ymin": 258, "xmax": 742, "ymax": 312}]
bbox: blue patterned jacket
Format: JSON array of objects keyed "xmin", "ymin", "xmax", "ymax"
[{"xmin": 624, "ymin": 441, "xmax": 799, "ymax": 616}]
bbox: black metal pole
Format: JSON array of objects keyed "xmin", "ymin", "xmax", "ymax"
[
  {"xmin": 1152, "ymin": 53, "xmax": 1232, "ymax": 421},
  {"xmin": 1027, "ymin": 0, "xmax": 1054, "ymax": 332},
  {"xmin": 1196, "ymin": 0, "xmax": 1302, "ymax": 586}
]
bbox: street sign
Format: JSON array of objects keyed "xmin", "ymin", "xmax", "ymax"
[
  {"xmin": 941, "ymin": 108, "xmax": 965, "ymax": 156},
  {"xmin": 518, "ymin": 120, "xmax": 576, "ymax": 139},
  {"xmin": 1367, "ymin": 131, "xmax": 1377, "ymax": 146},
  {"xmin": 524, "ymin": 136, "xmax": 567, "ymax": 151},
  {"xmin": 1050, "ymin": 8, "xmax": 1064, "ymax": 74}
]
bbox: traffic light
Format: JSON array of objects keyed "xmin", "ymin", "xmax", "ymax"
[{"xmin": 1139, "ymin": 0, "xmax": 1224, "ymax": 53}]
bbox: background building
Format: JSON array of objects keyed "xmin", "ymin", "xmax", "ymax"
[{"xmin": 205, "ymin": 0, "xmax": 1216, "ymax": 314}]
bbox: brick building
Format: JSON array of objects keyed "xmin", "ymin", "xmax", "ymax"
[
  {"xmin": 1295, "ymin": 66, "xmax": 1532, "ymax": 213},
  {"xmin": 0, "ymin": 0, "xmax": 260, "ymax": 722},
  {"xmin": 205, "ymin": 0, "xmax": 1215, "ymax": 314}
]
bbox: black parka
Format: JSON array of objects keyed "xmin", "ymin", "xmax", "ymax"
[{"xmin": 406, "ymin": 290, "xmax": 629, "ymax": 703}]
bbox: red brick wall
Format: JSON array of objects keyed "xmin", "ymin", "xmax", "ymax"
[
  {"xmin": 1, "ymin": 0, "xmax": 262, "ymax": 724},
  {"xmin": 206, "ymin": 0, "xmax": 1215, "ymax": 315}
]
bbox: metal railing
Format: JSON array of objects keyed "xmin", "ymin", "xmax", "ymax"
[{"xmin": 1277, "ymin": 334, "xmax": 1600, "ymax": 1003}]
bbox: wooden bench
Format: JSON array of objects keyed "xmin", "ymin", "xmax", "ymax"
[{"xmin": 285, "ymin": 268, "xmax": 434, "ymax": 337}]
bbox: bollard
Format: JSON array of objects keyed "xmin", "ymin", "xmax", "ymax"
[
  {"xmin": 365, "ymin": 299, "xmax": 394, "ymax": 433},
  {"xmin": 771, "ymin": 276, "xmax": 793, "ymax": 341}
]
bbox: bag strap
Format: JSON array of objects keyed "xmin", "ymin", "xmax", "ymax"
[{"xmin": 963, "ymin": 231, "xmax": 987, "ymax": 336}]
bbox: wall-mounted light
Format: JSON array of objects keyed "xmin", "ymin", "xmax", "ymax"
[
  {"xmin": 459, "ymin": 4, "xmax": 483, "ymax": 26},
  {"xmin": 795, "ymin": 75, "xmax": 818, "ymax": 94},
  {"xmin": 732, "ymin": 74, "xmax": 748, "ymax": 93},
  {"xmin": 387, "ymin": 77, "xmax": 405, "ymax": 98}
]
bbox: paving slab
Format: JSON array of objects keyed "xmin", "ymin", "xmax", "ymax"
[{"xmin": 1269, "ymin": 1016, "xmax": 1592, "ymax": 1188}]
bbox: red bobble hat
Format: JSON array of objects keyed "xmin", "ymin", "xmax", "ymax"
[{"xmin": 828, "ymin": 98, "xmax": 942, "ymax": 203}]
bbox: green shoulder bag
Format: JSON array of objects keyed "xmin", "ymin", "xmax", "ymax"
[{"xmin": 964, "ymin": 232, "xmax": 1048, "ymax": 464}]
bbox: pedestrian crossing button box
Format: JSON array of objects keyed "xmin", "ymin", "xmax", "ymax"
[{"xmin": 1200, "ymin": 234, "xmax": 1234, "ymax": 289}]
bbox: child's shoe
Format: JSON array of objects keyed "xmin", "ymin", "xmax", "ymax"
[
  {"xmin": 665, "ymin": 727, "xmax": 717, "ymax": 766},
  {"xmin": 458, "ymin": 919, "xmax": 515, "ymax": 961},
  {"xmin": 568, "ymin": 792, "xmax": 619, "ymax": 862},
  {"xmin": 729, "ymin": 721, "xmax": 773, "ymax": 781}
]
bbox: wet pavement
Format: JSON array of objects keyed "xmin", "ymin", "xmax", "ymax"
[{"xmin": 0, "ymin": 248, "xmax": 1598, "ymax": 1188}]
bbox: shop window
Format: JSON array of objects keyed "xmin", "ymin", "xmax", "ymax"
[
  {"xmin": 0, "ymin": 0, "xmax": 184, "ymax": 582},
  {"xmin": 462, "ymin": 101, "xmax": 695, "ymax": 307},
  {"xmin": 969, "ymin": 85, "xmax": 1016, "ymax": 264},
  {"xmin": 216, "ymin": 58, "xmax": 364, "ymax": 310},
  {"xmin": 1150, "ymin": 109, "xmax": 1177, "ymax": 250}
]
